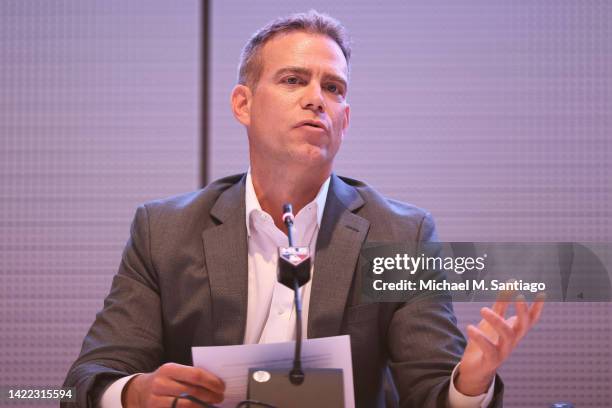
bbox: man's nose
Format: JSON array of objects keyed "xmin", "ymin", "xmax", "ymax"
[{"xmin": 300, "ymin": 83, "xmax": 325, "ymax": 113}]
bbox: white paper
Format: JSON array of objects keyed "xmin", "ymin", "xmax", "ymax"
[{"xmin": 192, "ymin": 335, "xmax": 354, "ymax": 408}]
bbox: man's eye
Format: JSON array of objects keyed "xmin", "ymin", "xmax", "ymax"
[
  {"xmin": 285, "ymin": 76, "xmax": 299, "ymax": 85},
  {"xmin": 326, "ymin": 84, "xmax": 341, "ymax": 94}
]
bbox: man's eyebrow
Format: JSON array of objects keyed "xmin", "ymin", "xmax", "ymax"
[
  {"xmin": 273, "ymin": 66, "xmax": 311, "ymax": 79},
  {"xmin": 273, "ymin": 66, "xmax": 348, "ymax": 89}
]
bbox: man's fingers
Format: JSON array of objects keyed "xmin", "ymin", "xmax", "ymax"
[
  {"xmin": 150, "ymin": 376, "xmax": 223, "ymax": 404},
  {"xmin": 513, "ymin": 295, "xmax": 529, "ymax": 338},
  {"xmin": 159, "ymin": 363, "xmax": 226, "ymax": 395},
  {"xmin": 491, "ymin": 299, "xmax": 509, "ymax": 318},
  {"xmin": 466, "ymin": 324, "xmax": 498, "ymax": 362},
  {"xmin": 478, "ymin": 291, "xmax": 512, "ymax": 337},
  {"xmin": 156, "ymin": 394, "xmax": 220, "ymax": 408},
  {"xmin": 491, "ymin": 287, "xmax": 515, "ymax": 318},
  {"xmin": 175, "ymin": 380, "xmax": 224, "ymax": 404},
  {"xmin": 480, "ymin": 307, "xmax": 515, "ymax": 355},
  {"xmin": 528, "ymin": 293, "xmax": 546, "ymax": 327}
]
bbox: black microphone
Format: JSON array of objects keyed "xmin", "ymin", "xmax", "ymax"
[
  {"xmin": 282, "ymin": 204, "xmax": 296, "ymax": 245},
  {"xmin": 246, "ymin": 204, "xmax": 345, "ymax": 407},
  {"xmin": 278, "ymin": 203, "xmax": 311, "ymax": 384},
  {"xmin": 278, "ymin": 204, "xmax": 311, "ymax": 289}
]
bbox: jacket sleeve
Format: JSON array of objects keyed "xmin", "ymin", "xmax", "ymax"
[
  {"xmin": 62, "ymin": 205, "xmax": 164, "ymax": 407},
  {"xmin": 387, "ymin": 212, "xmax": 504, "ymax": 407}
]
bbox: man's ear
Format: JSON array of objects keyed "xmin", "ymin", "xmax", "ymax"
[
  {"xmin": 341, "ymin": 103, "xmax": 350, "ymax": 136},
  {"xmin": 231, "ymin": 84, "xmax": 252, "ymax": 127}
]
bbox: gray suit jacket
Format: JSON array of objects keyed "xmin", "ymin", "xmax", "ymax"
[{"xmin": 63, "ymin": 173, "xmax": 503, "ymax": 407}]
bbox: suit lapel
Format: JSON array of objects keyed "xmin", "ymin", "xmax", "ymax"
[
  {"xmin": 308, "ymin": 174, "xmax": 370, "ymax": 339},
  {"xmin": 202, "ymin": 175, "xmax": 249, "ymax": 345}
]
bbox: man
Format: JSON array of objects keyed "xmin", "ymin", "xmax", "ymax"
[{"xmin": 64, "ymin": 10, "xmax": 543, "ymax": 407}]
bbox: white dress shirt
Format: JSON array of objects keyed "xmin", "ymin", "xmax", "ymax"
[
  {"xmin": 242, "ymin": 171, "xmax": 329, "ymax": 344},
  {"xmin": 100, "ymin": 171, "xmax": 494, "ymax": 407}
]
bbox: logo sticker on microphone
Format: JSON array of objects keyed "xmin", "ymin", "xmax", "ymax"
[{"xmin": 279, "ymin": 247, "xmax": 310, "ymax": 267}]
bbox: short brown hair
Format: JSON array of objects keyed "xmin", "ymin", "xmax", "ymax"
[{"xmin": 237, "ymin": 10, "xmax": 351, "ymax": 89}]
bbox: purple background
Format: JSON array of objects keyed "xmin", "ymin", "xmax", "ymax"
[
  {"xmin": 2, "ymin": 1, "xmax": 612, "ymax": 406},
  {"xmin": 0, "ymin": 0, "xmax": 200, "ymax": 406}
]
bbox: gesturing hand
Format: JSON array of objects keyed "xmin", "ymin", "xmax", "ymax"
[
  {"xmin": 123, "ymin": 362, "xmax": 226, "ymax": 408},
  {"xmin": 455, "ymin": 291, "xmax": 545, "ymax": 396}
]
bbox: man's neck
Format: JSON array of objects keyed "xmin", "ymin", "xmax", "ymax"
[{"xmin": 250, "ymin": 164, "xmax": 330, "ymax": 233}]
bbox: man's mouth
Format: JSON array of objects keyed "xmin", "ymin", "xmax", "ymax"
[{"xmin": 295, "ymin": 120, "xmax": 327, "ymax": 131}]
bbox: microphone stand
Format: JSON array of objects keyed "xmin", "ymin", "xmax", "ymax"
[
  {"xmin": 246, "ymin": 204, "xmax": 345, "ymax": 407},
  {"xmin": 282, "ymin": 204, "xmax": 305, "ymax": 385}
]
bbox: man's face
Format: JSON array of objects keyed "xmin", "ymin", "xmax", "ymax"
[{"xmin": 238, "ymin": 31, "xmax": 350, "ymax": 170}]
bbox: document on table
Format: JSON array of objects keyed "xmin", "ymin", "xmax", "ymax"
[{"xmin": 192, "ymin": 335, "xmax": 354, "ymax": 408}]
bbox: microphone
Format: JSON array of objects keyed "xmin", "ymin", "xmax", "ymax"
[
  {"xmin": 278, "ymin": 204, "xmax": 311, "ymax": 289},
  {"xmin": 278, "ymin": 203, "xmax": 310, "ymax": 384},
  {"xmin": 282, "ymin": 204, "xmax": 295, "ymax": 245},
  {"xmin": 246, "ymin": 204, "xmax": 345, "ymax": 407}
]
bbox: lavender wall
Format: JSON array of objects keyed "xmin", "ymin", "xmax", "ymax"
[
  {"xmin": 0, "ymin": 0, "xmax": 200, "ymax": 405},
  {"xmin": 210, "ymin": 1, "xmax": 611, "ymax": 406}
]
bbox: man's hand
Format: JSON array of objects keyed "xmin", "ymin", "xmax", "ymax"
[
  {"xmin": 455, "ymin": 291, "xmax": 545, "ymax": 396},
  {"xmin": 122, "ymin": 363, "xmax": 225, "ymax": 407}
]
